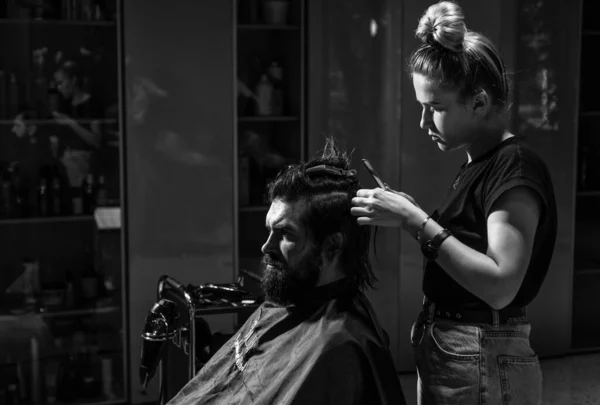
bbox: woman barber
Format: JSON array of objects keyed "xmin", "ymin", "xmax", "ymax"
[{"xmin": 351, "ymin": 2, "xmax": 557, "ymax": 404}]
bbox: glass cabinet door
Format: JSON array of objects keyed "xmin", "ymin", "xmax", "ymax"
[{"xmin": 0, "ymin": 0, "xmax": 125, "ymax": 404}]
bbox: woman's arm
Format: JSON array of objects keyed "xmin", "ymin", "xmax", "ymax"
[
  {"xmin": 69, "ymin": 120, "xmax": 101, "ymax": 149},
  {"xmin": 351, "ymin": 186, "xmax": 542, "ymax": 309},
  {"xmin": 53, "ymin": 111, "xmax": 102, "ymax": 149},
  {"xmin": 415, "ymin": 186, "xmax": 541, "ymax": 309}
]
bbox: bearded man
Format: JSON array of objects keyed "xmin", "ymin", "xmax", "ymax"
[{"xmin": 167, "ymin": 138, "xmax": 406, "ymax": 405}]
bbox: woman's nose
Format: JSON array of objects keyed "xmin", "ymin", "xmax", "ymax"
[{"xmin": 420, "ymin": 108, "xmax": 432, "ymax": 130}]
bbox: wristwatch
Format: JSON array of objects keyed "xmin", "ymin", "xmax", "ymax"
[{"xmin": 421, "ymin": 229, "xmax": 452, "ymax": 260}]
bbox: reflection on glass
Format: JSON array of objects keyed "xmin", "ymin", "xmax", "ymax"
[
  {"xmin": 0, "ymin": 0, "xmax": 125, "ymax": 403},
  {"xmin": 515, "ymin": 0, "xmax": 560, "ymax": 133}
]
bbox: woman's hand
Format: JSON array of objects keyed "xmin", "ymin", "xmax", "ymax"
[{"xmin": 350, "ymin": 188, "xmax": 427, "ymax": 231}]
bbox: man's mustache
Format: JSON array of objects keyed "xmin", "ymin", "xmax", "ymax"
[{"xmin": 262, "ymin": 255, "xmax": 285, "ymax": 269}]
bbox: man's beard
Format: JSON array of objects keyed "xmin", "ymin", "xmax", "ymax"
[{"xmin": 260, "ymin": 249, "xmax": 321, "ymax": 306}]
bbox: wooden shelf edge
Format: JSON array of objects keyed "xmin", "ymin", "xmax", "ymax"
[
  {"xmin": 576, "ymin": 191, "xmax": 600, "ymax": 197},
  {"xmin": 0, "ymin": 18, "xmax": 116, "ymax": 26},
  {"xmin": 237, "ymin": 24, "xmax": 299, "ymax": 30},
  {"xmin": 6, "ymin": 305, "xmax": 120, "ymax": 319},
  {"xmin": 0, "ymin": 119, "xmax": 117, "ymax": 124},
  {"xmin": 238, "ymin": 116, "xmax": 298, "ymax": 122},
  {"xmin": 240, "ymin": 205, "xmax": 269, "ymax": 213},
  {"xmin": 573, "ymin": 268, "xmax": 600, "ymax": 275},
  {"xmin": 0, "ymin": 215, "xmax": 94, "ymax": 226},
  {"xmin": 579, "ymin": 111, "xmax": 600, "ymax": 117}
]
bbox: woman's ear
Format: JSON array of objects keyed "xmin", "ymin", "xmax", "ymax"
[{"xmin": 472, "ymin": 88, "xmax": 491, "ymax": 117}]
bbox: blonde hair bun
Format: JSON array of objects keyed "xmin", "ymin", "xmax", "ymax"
[{"xmin": 416, "ymin": 1, "xmax": 467, "ymax": 52}]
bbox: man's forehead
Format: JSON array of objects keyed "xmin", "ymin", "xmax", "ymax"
[{"xmin": 265, "ymin": 199, "xmax": 307, "ymax": 230}]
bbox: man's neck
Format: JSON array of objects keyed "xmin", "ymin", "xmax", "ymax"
[{"xmin": 316, "ymin": 265, "xmax": 345, "ymax": 287}]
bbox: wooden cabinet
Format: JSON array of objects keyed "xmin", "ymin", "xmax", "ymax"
[{"xmin": 234, "ymin": 0, "xmax": 306, "ymax": 284}]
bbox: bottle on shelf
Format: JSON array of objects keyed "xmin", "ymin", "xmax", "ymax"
[
  {"xmin": 56, "ymin": 332, "xmax": 85, "ymax": 402},
  {"xmin": 64, "ymin": 269, "xmax": 75, "ymax": 309},
  {"xmin": 255, "ymin": 74, "xmax": 273, "ymax": 116},
  {"xmin": 81, "ymin": 173, "xmax": 96, "ymax": 215},
  {"xmin": 81, "ymin": 0, "xmax": 94, "ymax": 21},
  {"xmin": 43, "ymin": 354, "xmax": 61, "ymax": 404},
  {"xmin": 80, "ymin": 343, "xmax": 102, "ymax": 399},
  {"xmin": 101, "ymin": 356, "xmax": 116, "ymax": 399},
  {"xmin": 47, "ymin": 81, "xmax": 61, "ymax": 118},
  {"xmin": 95, "ymin": 174, "xmax": 108, "ymax": 206},
  {"xmin": 48, "ymin": 164, "xmax": 67, "ymax": 216},
  {"xmin": 2, "ymin": 355, "xmax": 22, "ymax": 405},
  {"xmin": 81, "ymin": 253, "xmax": 99, "ymax": 306},
  {"xmin": 267, "ymin": 60, "xmax": 284, "ymax": 116},
  {"xmin": 10, "ymin": 165, "xmax": 29, "ymax": 218},
  {"xmin": 0, "ymin": 70, "xmax": 7, "ymax": 119},
  {"xmin": 37, "ymin": 174, "xmax": 49, "ymax": 217},
  {"xmin": 263, "ymin": 0, "xmax": 290, "ymax": 25},
  {"xmin": 1, "ymin": 170, "xmax": 15, "ymax": 219},
  {"xmin": 8, "ymin": 73, "xmax": 19, "ymax": 119},
  {"xmin": 23, "ymin": 257, "xmax": 41, "ymax": 307}
]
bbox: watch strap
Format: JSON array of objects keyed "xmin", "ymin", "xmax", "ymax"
[
  {"xmin": 428, "ymin": 228, "xmax": 452, "ymax": 249},
  {"xmin": 421, "ymin": 228, "xmax": 452, "ymax": 260}
]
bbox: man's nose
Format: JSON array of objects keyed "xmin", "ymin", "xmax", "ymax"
[{"xmin": 261, "ymin": 234, "xmax": 275, "ymax": 255}]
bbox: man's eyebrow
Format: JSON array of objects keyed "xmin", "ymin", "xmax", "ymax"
[{"xmin": 265, "ymin": 221, "xmax": 297, "ymax": 233}]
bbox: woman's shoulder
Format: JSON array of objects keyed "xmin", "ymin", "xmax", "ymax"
[{"xmin": 493, "ymin": 135, "xmax": 548, "ymax": 168}]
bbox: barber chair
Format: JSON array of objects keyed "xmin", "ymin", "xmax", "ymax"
[{"xmin": 139, "ymin": 272, "xmax": 261, "ymax": 405}]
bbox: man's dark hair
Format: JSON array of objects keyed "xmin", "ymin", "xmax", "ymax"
[{"xmin": 266, "ymin": 137, "xmax": 376, "ymax": 291}]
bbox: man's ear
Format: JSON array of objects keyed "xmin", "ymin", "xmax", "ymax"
[
  {"xmin": 472, "ymin": 88, "xmax": 491, "ymax": 117},
  {"xmin": 322, "ymin": 232, "xmax": 344, "ymax": 262}
]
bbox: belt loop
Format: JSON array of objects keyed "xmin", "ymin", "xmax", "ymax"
[
  {"xmin": 492, "ymin": 309, "xmax": 500, "ymax": 327},
  {"xmin": 427, "ymin": 301, "xmax": 436, "ymax": 322}
]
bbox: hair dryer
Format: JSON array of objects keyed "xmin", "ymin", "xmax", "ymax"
[{"xmin": 139, "ymin": 298, "xmax": 180, "ymax": 388}]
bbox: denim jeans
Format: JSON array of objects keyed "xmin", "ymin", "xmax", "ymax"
[{"xmin": 411, "ymin": 300, "xmax": 542, "ymax": 405}]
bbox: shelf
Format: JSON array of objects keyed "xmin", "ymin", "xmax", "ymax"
[
  {"xmin": 0, "ymin": 119, "xmax": 117, "ymax": 125},
  {"xmin": 5, "ymin": 305, "xmax": 119, "ymax": 319},
  {"xmin": 579, "ymin": 111, "xmax": 600, "ymax": 117},
  {"xmin": 237, "ymin": 24, "xmax": 299, "ymax": 31},
  {"xmin": 40, "ymin": 305, "xmax": 119, "ymax": 318},
  {"xmin": 574, "ymin": 268, "xmax": 600, "ymax": 275},
  {"xmin": 53, "ymin": 397, "xmax": 124, "ymax": 405},
  {"xmin": 576, "ymin": 191, "xmax": 600, "ymax": 197},
  {"xmin": 0, "ymin": 18, "xmax": 116, "ymax": 27},
  {"xmin": 238, "ymin": 116, "xmax": 298, "ymax": 122},
  {"xmin": 0, "ymin": 215, "xmax": 94, "ymax": 226},
  {"xmin": 240, "ymin": 205, "xmax": 269, "ymax": 213}
]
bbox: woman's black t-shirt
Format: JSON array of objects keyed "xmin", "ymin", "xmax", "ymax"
[{"xmin": 422, "ymin": 136, "xmax": 558, "ymax": 309}]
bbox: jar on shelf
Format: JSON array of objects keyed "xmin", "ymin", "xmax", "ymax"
[{"xmin": 263, "ymin": 0, "xmax": 290, "ymax": 25}]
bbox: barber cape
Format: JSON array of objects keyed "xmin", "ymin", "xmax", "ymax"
[{"xmin": 167, "ymin": 277, "xmax": 406, "ymax": 405}]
